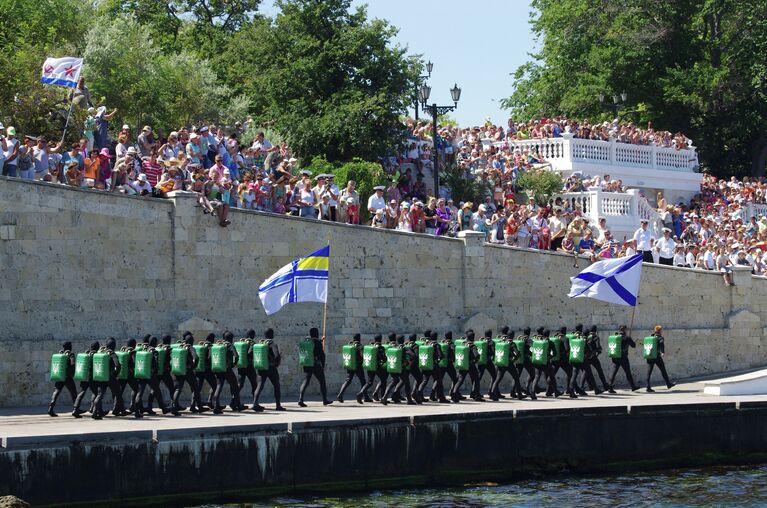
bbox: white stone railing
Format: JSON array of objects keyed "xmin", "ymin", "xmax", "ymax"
[
  {"xmin": 551, "ymin": 187, "xmax": 666, "ymax": 239},
  {"xmin": 490, "ymin": 133, "xmax": 698, "ymax": 173},
  {"xmin": 747, "ymin": 203, "xmax": 767, "ymax": 219}
]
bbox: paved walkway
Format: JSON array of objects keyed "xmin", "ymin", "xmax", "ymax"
[{"xmin": 2, "ymin": 380, "xmax": 767, "ymax": 440}]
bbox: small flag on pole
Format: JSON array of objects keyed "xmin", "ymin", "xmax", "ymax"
[
  {"xmin": 258, "ymin": 246, "xmax": 329, "ymax": 316},
  {"xmin": 41, "ymin": 57, "xmax": 83, "ymax": 88},
  {"xmin": 568, "ymin": 253, "xmax": 643, "ymax": 306}
]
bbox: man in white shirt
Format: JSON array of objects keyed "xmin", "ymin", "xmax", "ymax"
[
  {"xmin": 633, "ymin": 219, "xmax": 655, "ymax": 263},
  {"xmin": 654, "ymin": 228, "xmax": 676, "ymax": 265},
  {"xmin": 548, "ymin": 207, "xmax": 566, "ymax": 251},
  {"xmin": 252, "ymin": 132, "xmax": 275, "ymax": 153},
  {"xmin": 703, "ymin": 244, "xmax": 716, "ymax": 270},
  {"xmin": 131, "ymin": 173, "xmax": 153, "ymax": 196},
  {"xmin": 325, "ymin": 174, "xmax": 340, "ymax": 222},
  {"xmin": 32, "ymin": 137, "xmax": 61, "ymax": 180},
  {"xmin": 367, "ymin": 185, "xmax": 386, "ymax": 217},
  {"xmin": 685, "ymin": 245, "xmax": 697, "ymax": 268}
]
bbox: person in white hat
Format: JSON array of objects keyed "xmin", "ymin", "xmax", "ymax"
[
  {"xmin": 160, "ymin": 131, "xmax": 181, "ymax": 160},
  {"xmin": 367, "ymin": 185, "xmax": 386, "ymax": 217},
  {"xmin": 397, "ymin": 201, "xmax": 413, "ymax": 232},
  {"xmin": 633, "ymin": 218, "xmax": 655, "ymax": 263},
  {"xmin": 186, "ymin": 132, "xmax": 203, "ymax": 166},
  {"xmin": 655, "ymin": 227, "xmax": 677, "ymax": 265},
  {"xmin": 131, "ymin": 172, "xmax": 153, "ymax": 196}
]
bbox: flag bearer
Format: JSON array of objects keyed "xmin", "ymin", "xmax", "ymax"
[
  {"xmin": 297, "ymin": 327, "xmax": 332, "ymax": 407},
  {"xmin": 607, "ymin": 324, "xmax": 640, "ymax": 392}
]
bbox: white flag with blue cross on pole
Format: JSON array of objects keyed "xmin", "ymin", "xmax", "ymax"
[{"xmin": 568, "ymin": 253, "xmax": 643, "ymax": 307}]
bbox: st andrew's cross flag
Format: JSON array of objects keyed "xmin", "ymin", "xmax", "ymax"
[
  {"xmin": 568, "ymin": 253, "xmax": 643, "ymax": 306},
  {"xmin": 258, "ymin": 246, "xmax": 329, "ymax": 315},
  {"xmin": 41, "ymin": 57, "xmax": 83, "ymax": 88}
]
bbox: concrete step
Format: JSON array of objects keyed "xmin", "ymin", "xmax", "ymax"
[{"xmin": 703, "ymin": 368, "xmax": 767, "ymax": 396}]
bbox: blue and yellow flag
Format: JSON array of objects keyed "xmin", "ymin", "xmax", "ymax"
[{"xmin": 258, "ymin": 246, "xmax": 329, "ymax": 315}]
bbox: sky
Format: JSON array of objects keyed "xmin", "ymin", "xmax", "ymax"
[{"xmin": 261, "ymin": 0, "xmax": 538, "ymax": 127}]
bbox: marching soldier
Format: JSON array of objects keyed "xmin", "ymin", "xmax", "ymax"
[
  {"xmin": 480, "ymin": 329, "xmax": 499, "ymax": 400},
  {"xmin": 489, "ymin": 327, "xmax": 524, "ymax": 401},
  {"xmin": 48, "ymin": 341, "xmax": 77, "ymax": 417},
  {"xmin": 211, "ymin": 331, "xmax": 244, "ymax": 413},
  {"xmin": 607, "ymin": 325, "xmax": 640, "ymax": 392},
  {"xmin": 519, "ymin": 327, "xmax": 536, "ymax": 399},
  {"xmin": 382, "ymin": 335, "xmax": 415, "ymax": 405},
  {"xmin": 297, "ymin": 327, "xmax": 332, "ymax": 407},
  {"xmin": 171, "ymin": 334, "xmax": 206, "ymax": 415},
  {"xmin": 580, "ymin": 325, "xmax": 609, "ymax": 395},
  {"xmin": 555, "ymin": 327, "xmax": 577, "ymax": 398},
  {"xmin": 337, "ymin": 333, "xmax": 366, "ymax": 403},
  {"xmin": 451, "ymin": 330, "xmax": 482, "ymax": 402},
  {"xmin": 405, "ymin": 334, "xmax": 424, "ymax": 403},
  {"xmin": 417, "ymin": 331, "xmax": 449, "ymax": 403},
  {"xmin": 252, "ymin": 328, "xmax": 286, "ymax": 412},
  {"xmin": 235, "ymin": 329, "xmax": 260, "ymax": 404},
  {"xmin": 645, "ymin": 325, "xmax": 676, "ymax": 392},
  {"xmin": 357, "ymin": 334, "xmax": 387, "ymax": 404},
  {"xmin": 196, "ymin": 334, "xmax": 218, "ymax": 409}
]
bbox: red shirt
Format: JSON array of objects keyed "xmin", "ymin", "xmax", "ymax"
[{"xmin": 142, "ymin": 161, "xmax": 162, "ymax": 187}]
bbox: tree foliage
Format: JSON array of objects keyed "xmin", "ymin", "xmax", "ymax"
[
  {"xmin": 229, "ymin": 0, "xmax": 417, "ymax": 162},
  {"xmin": 1, "ymin": 0, "xmax": 418, "ymax": 162},
  {"xmin": 504, "ymin": 0, "xmax": 767, "ymax": 177}
]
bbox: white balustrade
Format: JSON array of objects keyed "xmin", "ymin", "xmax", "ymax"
[{"xmin": 492, "ymin": 135, "xmax": 697, "ymax": 173}]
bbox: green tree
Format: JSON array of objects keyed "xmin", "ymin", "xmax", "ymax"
[
  {"xmin": 504, "ymin": 0, "xmax": 767, "ymax": 177},
  {"xmin": 0, "ymin": 0, "xmax": 92, "ymax": 137},
  {"xmin": 231, "ymin": 0, "xmax": 417, "ymax": 163}
]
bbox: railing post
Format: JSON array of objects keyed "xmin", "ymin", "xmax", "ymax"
[
  {"xmin": 608, "ymin": 138, "xmax": 616, "ymax": 165},
  {"xmin": 561, "ymin": 132, "xmax": 573, "ymax": 169}
]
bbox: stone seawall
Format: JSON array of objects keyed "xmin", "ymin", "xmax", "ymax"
[
  {"xmin": 0, "ymin": 177, "xmax": 765, "ymax": 406},
  {"xmin": 3, "ymin": 401, "xmax": 767, "ymax": 506}
]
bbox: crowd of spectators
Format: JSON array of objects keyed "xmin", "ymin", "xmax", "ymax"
[{"xmin": 5, "ymin": 109, "xmax": 766, "ymax": 283}]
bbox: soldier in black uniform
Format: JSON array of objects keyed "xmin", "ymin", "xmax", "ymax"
[
  {"xmin": 171, "ymin": 334, "xmax": 206, "ymax": 415},
  {"xmin": 337, "ymin": 333, "xmax": 366, "ymax": 403},
  {"xmin": 298, "ymin": 327, "xmax": 332, "ymax": 407},
  {"xmin": 532, "ymin": 329, "xmax": 562, "ymax": 397},
  {"xmin": 480, "ymin": 329, "xmax": 499, "ymax": 400},
  {"xmin": 212, "ymin": 331, "xmax": 244, "ymax": 413},
  {"xmin": 72, "ymin": 341, "xmax": 100, "ymax": 418},
  {"xmin": 556, "ymin": 327, "xmax": 577, "ymax": 398},
  {"xmin": 196, "ymin": 333, "xmax": 218, "ymax": 409},
  {"xmin": 489, "ymin": 327, "xmax": 524, "ymax": 401},
  {"xmin": 48, "ymin": 341, "xmax": 77, "ymax": 417},
  {"xmin": 116, "ymin": 338, "xmax": 141, "ymax": 415},
  {"xmin": 607, "ymin": 324, "xmax": 640, "ymax": 392},
  {"xmin": 236, "ymin": 329, "xmax": 259, "ymax": 404},
  {"xmin": 90, "ymin": 339, "xmax": 124, "ymax": 419},
  {"xmin": 518, "ymin": 327, "xmax": 536, "ymax": 399},
  {"xmin": 405, "ymin": 334, "xmax": 424, "ymax": 404},
  {"xmin": 381, "ymin": 332, "xmax": 401, "ymax": 402},
  {"xmin": 147, "ymin": 335, "xmax": 178, "ymax": 412},
  {"xmin": 433, "ymin": 331, "xmax": 458, "ymax": 401},
  {"xmin": 382, "ymin": 335, "xmax": 415, "ymax": 405},
  {"xmin": 580, "ymin": 325, "xmax": 609, "ymax": 395},
  {"xmin": 645, "ymin": 325, "xmax": 675, "ymax": 392},
  {"xmin": 357, "ymin": 334, "xmax": 389, "ymax": 404},
  {"xmin": 418, "ymin": 331, "xmax": 449, "ymax": 403},
  {"xmin": 252, "ymin": 328, "xmax": 286, "ymax": 412},
  {"xmin": 136, "ymin": 336, "xmax": 172, "ymax": 415},
  {"xmin": 451, "ymin": 330, "xmax": 482, "ymax": 402}
]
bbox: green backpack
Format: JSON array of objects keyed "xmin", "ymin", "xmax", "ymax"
[{"xmin": 50, "ymin": 352, "xmax": 70, "ymax": 382}]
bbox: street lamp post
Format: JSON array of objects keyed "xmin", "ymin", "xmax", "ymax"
[
  {"xmin": 599, "ymin": 91, "xmax": 628, "ymax": 118},
  {"xmin": 418, "ymin": 83, "xmax": 461, "ymax": 198},
  {"xmin": 414, "ymin": 61, "xmax": 433, "ymax": 122}
]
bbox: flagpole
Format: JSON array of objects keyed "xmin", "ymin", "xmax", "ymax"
[
  {"xmin": 628, "ymin": 301, "xmax": 637, "ymax": 337},
  {"xmin": 60, "ymin": 97, "xmax": 75, "ymax": 145},
  {"xmin": 321, "ymin": 236, "xmax": 331, "ymax": 351}
]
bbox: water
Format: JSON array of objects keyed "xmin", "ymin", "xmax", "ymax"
[{"xmin": 197, "ymin": 464, "xmax": 767, "ymax": 507}]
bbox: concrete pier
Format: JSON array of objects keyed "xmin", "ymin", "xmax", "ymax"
[{"xmin": 3, "ymin": 381, "xmax": 767, "ymax": 506}]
